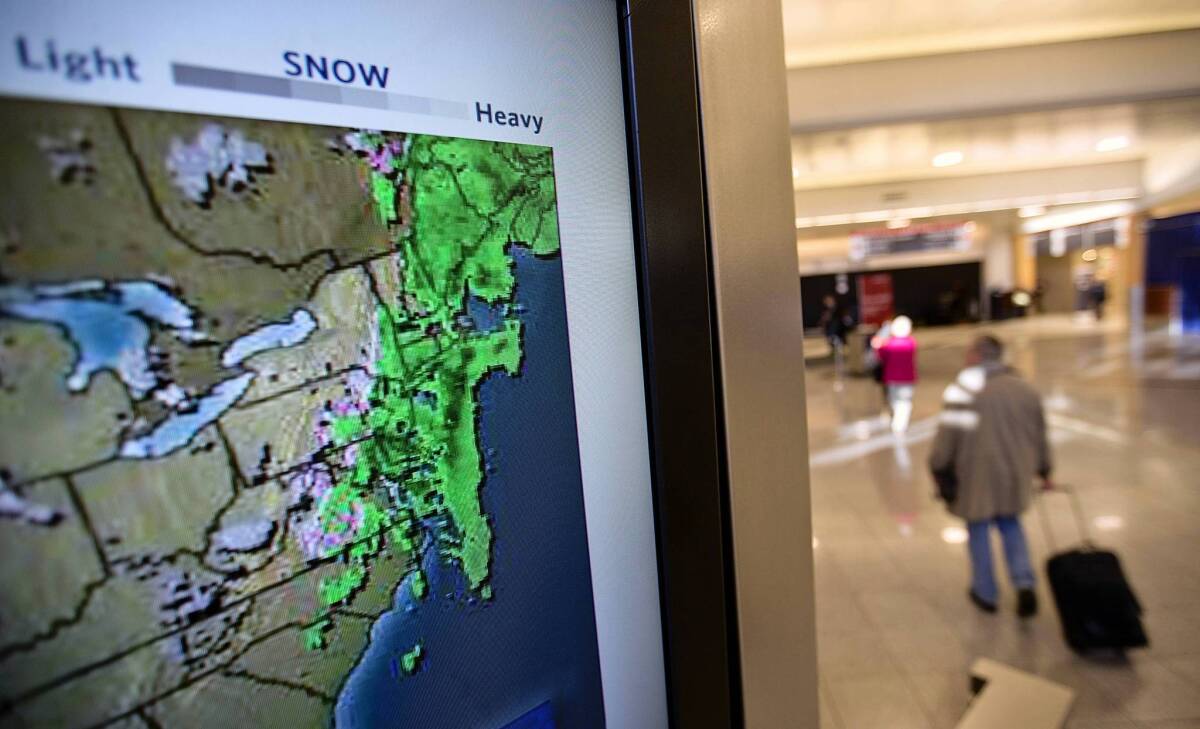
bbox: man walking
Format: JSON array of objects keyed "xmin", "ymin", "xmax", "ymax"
[{"xmin": 930, "ymin": 335, "xmax": 1052, "ymax": 617}]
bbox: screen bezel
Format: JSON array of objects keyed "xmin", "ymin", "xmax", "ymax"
[{"xmin": 619, "ymin": 1, "xmax": 745, "ymax": 726}]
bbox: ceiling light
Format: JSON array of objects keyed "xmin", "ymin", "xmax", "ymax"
[
  {"xmin": 1050, "ymin": 229, "xmax": 1067, "ymax": 258},
  {"xmin": 886, "ymin": 217, "xmax": 911, "ymax": 230},
  {"xmin": 1018, "ymin": 205, "xmax": 1046, "ymax": 218},
  {"xmin": 932, "ymin": 151, "xmax": 964, "ymax": 168},
  {"xmin": 815, "ymin": 214, "xmax": 855, "ymax": 226},
  {"xmin": 854, "ymin": 210, "xmax": 892, "ymax": 223},
  {"xmin": 1082, "ymin": 249, "xmax": 1099, "ymax": 262},
  {"xmin": 1095, "ymin": 135, "xmax": 1130, "ymax": 153},
  {"xmin": 1022, "ymin": 201, "xmax": 1136, "ymax": 235}
]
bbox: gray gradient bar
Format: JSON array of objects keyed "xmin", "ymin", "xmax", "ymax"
[{"xmin": 171, "ymin": 63, "xmax": 469, "ymax": 119}]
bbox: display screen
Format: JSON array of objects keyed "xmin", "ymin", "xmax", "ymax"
[{"xmin": 0, "ymin": 3, "xmax": 667, "ymax": 727}]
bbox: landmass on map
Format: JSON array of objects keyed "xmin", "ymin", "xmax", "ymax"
[{"xmin": 0, "ymin": 98, "xmax": 561, "ymax": 728}]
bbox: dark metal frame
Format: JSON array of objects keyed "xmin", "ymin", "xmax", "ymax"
[{"xmin": 619, "ymin": 1, "xmax": 743, "ymax": 727}]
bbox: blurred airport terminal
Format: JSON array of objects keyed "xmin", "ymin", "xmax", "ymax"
[{"xmin": 784, "ymin": 1, "xmax": 1200, "ymax": 727}]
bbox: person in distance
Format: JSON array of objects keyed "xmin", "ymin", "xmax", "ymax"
[
  {"xmin": 929, "ymin": 334, "xmax": 1053, "ymax": 617},
  {"xmin": 874, "ymin": 315, "xmax": 917, "ymax": 434}
]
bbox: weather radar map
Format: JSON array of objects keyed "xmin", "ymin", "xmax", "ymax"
[{"xmin": 0, "ymin": 99, "xmax": 605, "ymax": 729}]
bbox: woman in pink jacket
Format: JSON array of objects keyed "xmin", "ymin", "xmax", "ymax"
[{"xmin": 876, "ymin": 315, "xmax": 917, "ymax": 433}]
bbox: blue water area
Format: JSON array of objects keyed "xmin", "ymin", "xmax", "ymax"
[
  {"xmin": 221, "ymin": 308, "xmax": 317, "ymax": 367},
  {"xmin": 466, "ymin": 292, "xmax": 508, "ymax": 333},
  {"xmin": 335, "ymin": 248, "xmax": 605, "ymax": 728},
  {"xmin": 0, "ymin": 280, "xmax": 196, "ymax": 397},
  {"xmin": 119, "ymin": 372, "xmax": 255, "ymax": 459},
  {"xmin": 501, "ymin": 702, "xmax": 556, "ymax": 729}
]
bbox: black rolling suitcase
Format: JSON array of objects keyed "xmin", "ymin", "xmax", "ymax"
[{"xmin": 1036, "ymin": 487, "xmax": 1148, "ymax": 653}]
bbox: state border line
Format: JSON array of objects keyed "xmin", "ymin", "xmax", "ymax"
[
  {"xmin": 3, "ymin": 516, "xmax": 404, "ymax": 710},
  {"xmin": 83, "ymin": 620, "xmax": 301, "ymax": 729},
  {"xmin": 8, "ymin": 394, "xmax": 378, "ymax": 493},
  {"xmin": 233, "ymin": 365, "xmax": 367, "ymax": 411},
  {"xmin": 84, "ymin": 607, "xmax": 371, "ymax": 729}
]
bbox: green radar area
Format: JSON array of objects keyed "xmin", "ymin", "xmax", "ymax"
[
  {"xmin": 307, "ymin": 129, "xmax": 560, "ymax": 630},
  {"xmin": 0, "ymin": 99, "xmax": 592, "ymax": 728}
]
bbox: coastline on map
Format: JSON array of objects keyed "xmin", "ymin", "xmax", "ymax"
[{"xmin": 332, "ymin": 251, "xmax": 605, "ymax": 729}]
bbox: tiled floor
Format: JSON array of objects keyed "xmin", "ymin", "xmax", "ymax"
[{"xmin": 805, "ymin": 316, "xmax": 1200, "ymax": 729}]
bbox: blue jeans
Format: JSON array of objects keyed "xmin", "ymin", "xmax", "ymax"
[{"xmin": 967, "ymin": 516, "xmax": 1036, "ymax": 605}]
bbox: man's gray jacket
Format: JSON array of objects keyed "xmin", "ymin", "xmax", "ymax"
[{"xmin": 929, "ymin": 363, "xmax": 1052, "ymax": 522}]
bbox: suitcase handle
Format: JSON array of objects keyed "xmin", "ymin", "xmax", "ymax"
[{"xmin": 1034, "ymin": 484, "xmax": 1094, "ymax": 553}]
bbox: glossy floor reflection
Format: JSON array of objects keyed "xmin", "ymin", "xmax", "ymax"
[{"xmin": 806, "ymin": 316, "xmax": 1200, "ymax": 729}]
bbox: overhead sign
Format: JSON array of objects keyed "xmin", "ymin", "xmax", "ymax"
[{"xmin": 850, "ymin": 222, "xmax": 971, "ymax": 261}]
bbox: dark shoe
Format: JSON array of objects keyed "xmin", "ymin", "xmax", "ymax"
[
  {"xmin": 1017, "ymin": 589, "xmax": 1038, "ymax": 618},
  {"xmin": 969, "ymin": 590, "xmax": 997, "ymax": 614}
]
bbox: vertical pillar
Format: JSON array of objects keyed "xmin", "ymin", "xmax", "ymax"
[
  {"xmin": 1124, "ymin": 213, "xmax": 1148, "ymax": 341},
  {"xmin": 1014, "ymin": 232, "xmax": 1036, "ymax": 310},
  {"xmin": 692, "ymin": 0, "xmax": 820, "ymax": 726}
]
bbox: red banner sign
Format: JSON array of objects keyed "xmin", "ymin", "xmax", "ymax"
[{"xmin": 857, "ymin": 273, "xmax": 895, "ymax": 326}]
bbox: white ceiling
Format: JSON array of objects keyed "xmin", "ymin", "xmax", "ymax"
[
  {"xmin": 782, "ymin": 2, "xmax": 1200, "ymax": 231},
  {"xmin": 781, "ymin": 0, "xmax": 1200, "ymax": 68},
  {"xmin": 791, "ymin": 97, "xmax": 1200, "ymax": 228},
  {"xmin": 791, "ymin": 102, "xmax": 1146, "ymax": 191},
  {"xmin": 785, "ymin": 28, "xmax": 1200, "ymax": 131}
]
